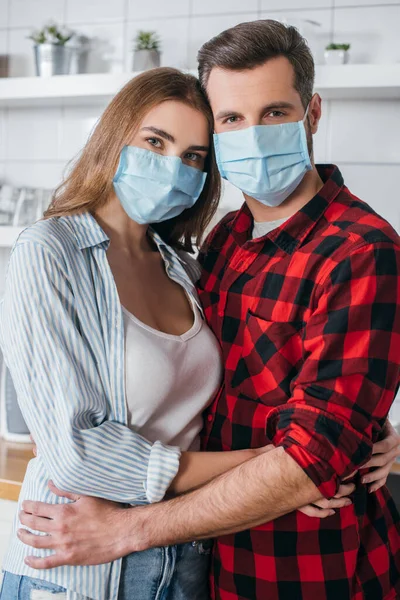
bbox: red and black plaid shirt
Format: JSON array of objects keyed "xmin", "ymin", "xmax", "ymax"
[{"xmin": 198, "ymin": 165, "xmax": 400, "ymax": 600}]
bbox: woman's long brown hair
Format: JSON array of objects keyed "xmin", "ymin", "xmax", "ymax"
[{"xmin": 44, "ymin": 68, "xmax": 221, "ymax": 251}]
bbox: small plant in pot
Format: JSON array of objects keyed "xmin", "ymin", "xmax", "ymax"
[
  {"xmin": 324, "ymin": 43, "xmax": 351, "ymax": 66},
  {"xmin": 133, "ymin": 30, "xmax": 161, "ymax": 71},
  {"xmin": 28, "ymin": 22, "xmax": 75, "ymax": 77}
]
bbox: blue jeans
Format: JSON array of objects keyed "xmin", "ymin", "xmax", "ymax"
[
  {"xmin": 118, "ymin": 540, "xmax": 212, "ymax": 599},
  {"xmin": 1, "ymin": 540, "xmax": 212, "ymax": 599},
  {"xmin": 0, "ymin": 574, "xmax": 66, "ymax": 598}
]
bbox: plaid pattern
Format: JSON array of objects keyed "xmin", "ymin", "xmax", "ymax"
[{"xmin": 198, "ymin": 165, "xmax": 400, "ymax": 600}]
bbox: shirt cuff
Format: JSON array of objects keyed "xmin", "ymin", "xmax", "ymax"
[
  {"xmin": 144, "ymin": 440, "xmax": 181, "ymax": 503},
  {"xmin": 266, "ymin": 405, "xmax": 372, "ymax": 499}
]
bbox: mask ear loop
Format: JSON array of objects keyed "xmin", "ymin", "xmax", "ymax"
[
  {"xmin": 302, "ymin": 102, "xmax": 310, "ymax": 123},
  {"xmin": 300, "ymin": 102, "xmax": 313, "ymax": 169}
]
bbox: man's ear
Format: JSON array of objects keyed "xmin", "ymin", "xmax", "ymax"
[{"xmin": 308, "ymin": 93, "xmax": 322, "ymax": 135}]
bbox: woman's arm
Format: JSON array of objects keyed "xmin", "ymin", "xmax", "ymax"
[
  {"xmin": 168, "ymin": 419, "xmax": 400, "ymax": 499},
  {"xmin": 2, "ymin": 241, "xmax": 276, "ymax": 505},
  {"xmin": 0, "ymin": 241, "xmax": 180, "ymax": 504},
  {"xmin": 169, "ymin": 445, "xmax": 273, "ymax": 495}
]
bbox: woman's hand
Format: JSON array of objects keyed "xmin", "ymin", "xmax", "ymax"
[
  {"xmin": 363, "ymin": 420, "xmax": 400, "ymax": 492},
  {"xmin": 297, "ymin": 420, "xmax": 400, "ymax": 519},
  {"xmin": 297, "ymin": 481, "xmax": 355, "ymax": 518}
]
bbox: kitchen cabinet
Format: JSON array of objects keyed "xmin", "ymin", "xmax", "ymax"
[
  {"xmin": 0, "ymin": 439, "xmax": 32, "ymax": 577},
  {"xmin": 0, "ymin": 498, "xmax": 16, "ymax": 584}
]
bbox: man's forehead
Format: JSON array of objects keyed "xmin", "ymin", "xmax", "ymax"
[
  {"xmin": 206, "ymin": 58, "xmax": 300, "ymax": 113},
  {"xmin": 207, "ymin": 57, "xmax": 294, "ymax": 87}
]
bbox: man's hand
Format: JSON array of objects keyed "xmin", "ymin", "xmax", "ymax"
[
  {"xmin": 363, "ymin": 420, "xmax": 400, "ymax": 492},
  {"xmin": 18, "ymin": 481, "xmax": 139, "ymax": 569}
]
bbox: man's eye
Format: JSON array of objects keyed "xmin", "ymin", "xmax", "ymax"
[
  {"xmin": 224, "ymin": 116, "xmax": 239, "ymax": 124},
  {"xmin": 266, "ymin": 111, "xmax": 285, "ymax": 118},
  {"xmin": 185, "ymin": 153, "xmax": 201, "ymax": 162}
]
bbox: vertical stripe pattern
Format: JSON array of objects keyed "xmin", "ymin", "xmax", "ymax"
[{"xmin": 0, "ymin": 212, "xmax": 200, "ymax": 600}]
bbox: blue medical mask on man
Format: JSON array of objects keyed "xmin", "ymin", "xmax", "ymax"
[
  {"xmin": 213, "ymin": 106, "xmax": 312, "ymax": 207},
  {"xmin": 113, "ymin": 146, "xmax": 207, "ymax": 224}
]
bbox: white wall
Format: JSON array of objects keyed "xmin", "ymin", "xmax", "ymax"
[{"xmin": 0, "ymin": 0, "xmax": 399, "ymax": 223}]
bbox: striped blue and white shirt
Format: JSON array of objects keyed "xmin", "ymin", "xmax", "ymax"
[{"xmin": 0, "ymin": 212, "xmax": 202, "ymax": 600}]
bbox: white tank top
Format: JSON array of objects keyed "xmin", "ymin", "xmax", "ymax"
[{"xmin": 122, "ymin": 295, "xmax": 223, "ymax": 451}]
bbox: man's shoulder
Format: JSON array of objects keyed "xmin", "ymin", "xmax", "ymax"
[
  {"xmin": 313, "ymin": 187, "xmax": 400, "ymax": 259},
  {"xmin": 339, "ymin": 188, "xmax": 399, "ymax": 242}
]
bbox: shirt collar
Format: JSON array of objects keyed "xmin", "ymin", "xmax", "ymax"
[
  {"xmin": 63, "ymin": 212, "xmax": 187, "ymax": 267},
  {"xmin": 230, "ymin": 164, "xmax": 345, "ymax": 254},
  {"xmin": 149, "ymin": 227, "xmax": 187, "ymax": 266},
  {"xmin": 63, "ymin": 212, "xmax": 110, "ymax": 250}
]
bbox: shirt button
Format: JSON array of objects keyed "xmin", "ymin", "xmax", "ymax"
[{"xmin": 207, "ymin": 414, "xmax": 213, "ymax": 422}]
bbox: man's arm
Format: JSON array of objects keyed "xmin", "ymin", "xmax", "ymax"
[
  {"xmin": 122, "ymin": 241, "xmax": 400, "ymax": 548},
  {"xmin": 19, "ymin": 446, "xmax": 330, "ymax": 569},
  {"xmin": 133, "ymin": 447, "xmax": 323, "ymax": 546}
]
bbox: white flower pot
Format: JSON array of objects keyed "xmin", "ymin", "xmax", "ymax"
[
  {"xmin": 133, "ymin": 49, "xmax": 161, "ymax": 71},
  {"xmin": 324, "ymin": 49, "xmax": 349, "ymax": 66}
]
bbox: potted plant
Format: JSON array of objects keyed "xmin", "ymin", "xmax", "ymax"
[
  {"xmin": 324, "ymin": 43, "xmax": 351, "ymax": 66},
  {"xmin": 28, "ymin": 22, "xmax": 76, "ymax": 77},
  {"xmin": 133, "ymin": 31, "xmax": 161, "ymax": 71}
]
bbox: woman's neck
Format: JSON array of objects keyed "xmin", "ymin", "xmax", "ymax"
[{"xmin": 94, "ymin": 194, "xmax": 152, "ymax": 256}]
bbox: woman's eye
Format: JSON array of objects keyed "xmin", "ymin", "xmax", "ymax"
[{"xmin": 147, "ymin": 137, "xmax": 162, "ymax": 148}]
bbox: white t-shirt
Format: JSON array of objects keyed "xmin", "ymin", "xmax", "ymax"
[
  {"xmin": 252, "ymin": 217, "xmax": 289, "ymax": 239},
  {"xmin": 122, "ymin": 294, "xmax": 223, "ymax": 451}
]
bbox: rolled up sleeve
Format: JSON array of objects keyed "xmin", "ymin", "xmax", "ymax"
[
  {"xmin": 0, "ymin": 241, "xmax": 181, "ymax": 504},
  {"xmin": 266, "ymin": 242, "xmax": 400, "ymax": 499}
]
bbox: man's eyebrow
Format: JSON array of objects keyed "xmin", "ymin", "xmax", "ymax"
[
  {"xmin": 261, "ymin": 101, "xmax": 296, "ymax": 111},
  {"xmin": 141, "ymin": 126, "xmax": 175, "ymax": 143},
  {"xmin": 215, "ymin": 110, "xmax": 242, "ymax": 121},
  {"xmin": 215, "ymin": 102, "xmax": 296, "ymax": 121}
]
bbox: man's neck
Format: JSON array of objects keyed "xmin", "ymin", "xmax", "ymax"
[{"xmin": 244, "ymin": 165, "xmax": 324, "ymax": 223}]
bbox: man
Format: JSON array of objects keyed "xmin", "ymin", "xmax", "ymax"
[{"xmin": 19, "ymin": 20, "xmax": 400, "ymax": 599}]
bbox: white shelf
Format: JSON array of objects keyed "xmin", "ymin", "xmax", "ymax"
[
  {"xmin": 0, "ymin": 65, "xmax": 399, "ymax": 107},
  {"xmin": 0, "ymin": 72, "xmax": 143, "ymax": 107},
  {"xmin": 314, "ymin": 64, "xmax": 400, "ymax": 100},
  {"xmin": 0, "ymin": 227, "xmax": 24, "ymax": 247}
]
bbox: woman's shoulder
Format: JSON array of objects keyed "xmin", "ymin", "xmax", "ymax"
[{"xmin": 13, "ymin": 217, "xmax": 77, "ymax": 260}]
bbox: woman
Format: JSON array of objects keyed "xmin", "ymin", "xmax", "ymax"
[{"xmin": 0, "ymin": 68, "xmax": 397, "ymax": 600}]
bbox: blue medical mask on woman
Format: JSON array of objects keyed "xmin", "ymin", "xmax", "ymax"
[
  {"xmin": 213, "ymin": 107, "xmax": 312, "ymax": 207},
  {"xmin": 113, "ymin": 146, "xmax": 207, "ymax": 224}
]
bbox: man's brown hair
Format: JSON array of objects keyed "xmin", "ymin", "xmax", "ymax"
[{"xmin": 198, "ymin": 19, "xmax": 315, "ymax": 109}]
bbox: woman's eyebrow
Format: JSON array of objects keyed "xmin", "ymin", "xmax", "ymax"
[{"xmin": 141, "ymin": 126, "xmax": 175, "ymax": 142}]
